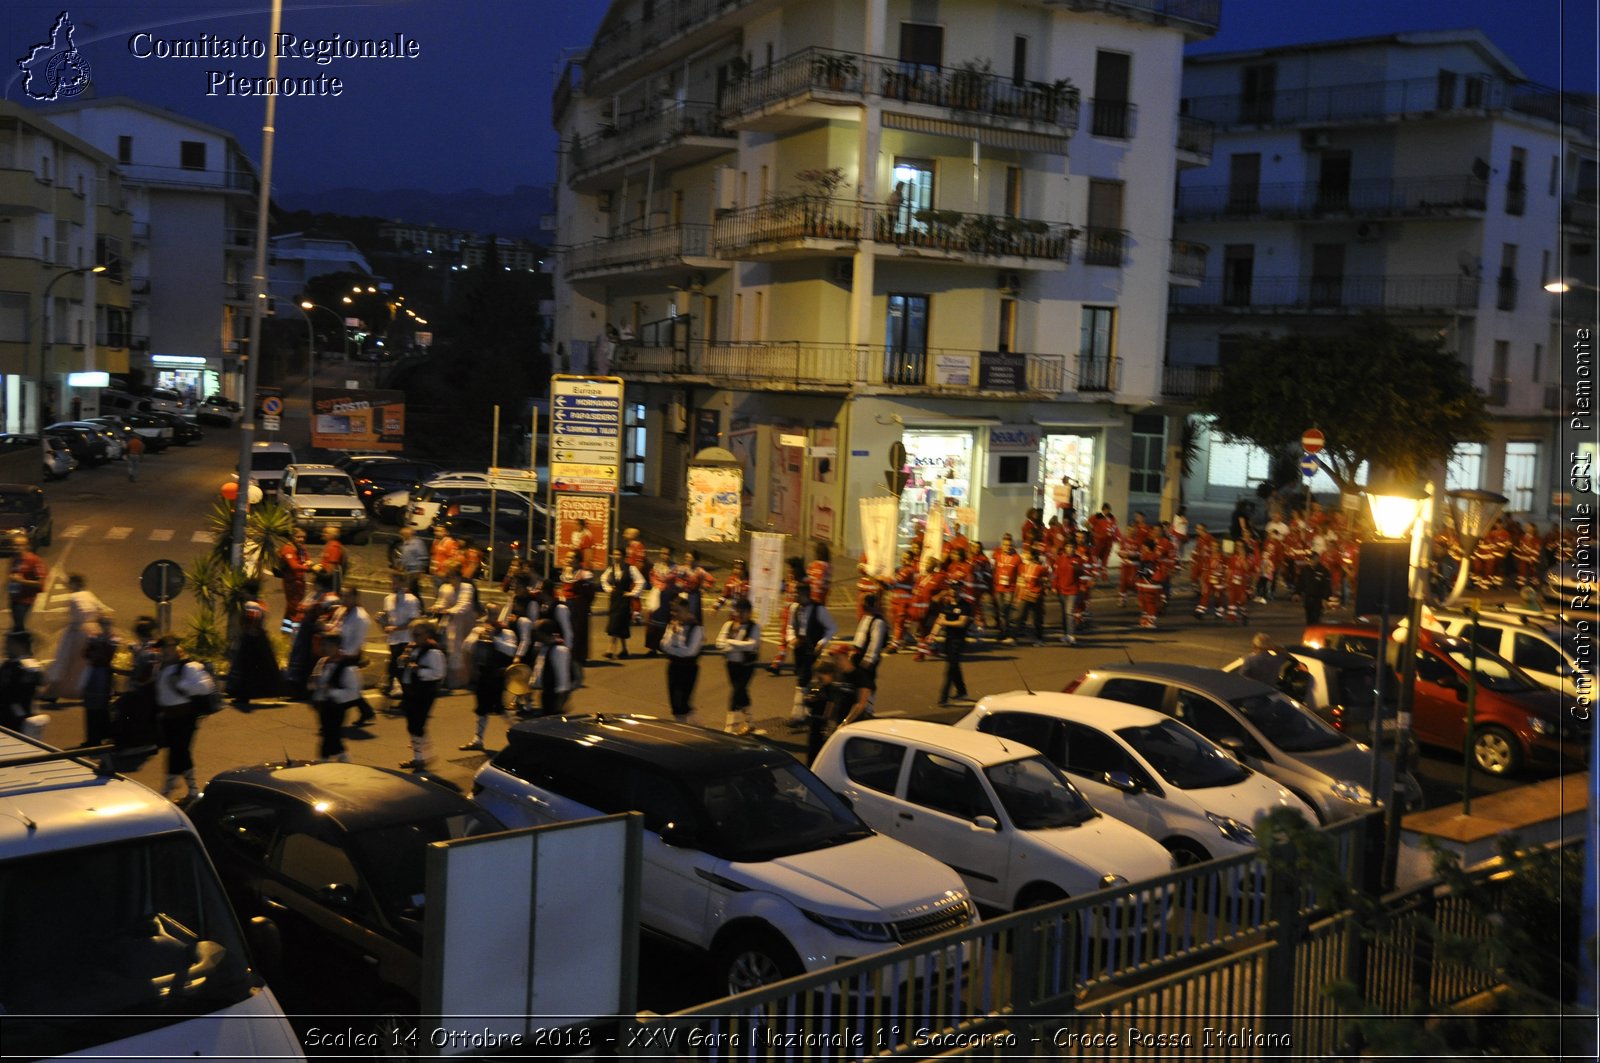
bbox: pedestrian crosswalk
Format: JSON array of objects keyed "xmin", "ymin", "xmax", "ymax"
[{"xmin": 59, "ymin": 524, "xmax": 216, "ymax": 544}]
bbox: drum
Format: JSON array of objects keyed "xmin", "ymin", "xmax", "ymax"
[{"xmin": 502, "ymin": 663, "xmax": 533, "ymax": 696}]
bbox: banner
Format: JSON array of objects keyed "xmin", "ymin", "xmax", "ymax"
[
  {"xmin": 685, "ymin": 465, "xmax": 741, "ymax": 543},
  {"xmin": 919, "ymin": 503, "xmax": 946, "ymax": 573},
  {"xmin": 311, "ymin": 387, "xmax": 405, "ymax": 451},
  {"xmin": 553, "ymin": 494, "xmax": 610, "ymax": 569},
  {"xmin": 748, "ymin": 532, "xmax": 787, "ymax": 630},
  {"xmin": 858, "ymin": 497, "xmax": 898, "ymax": 579}
]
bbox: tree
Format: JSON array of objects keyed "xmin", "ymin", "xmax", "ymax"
[{"xmin": 1199, "ymin": 319, "xmax": 1489, "ymax": 491}]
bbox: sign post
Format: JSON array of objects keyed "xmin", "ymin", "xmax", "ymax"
[
  {"xmin": 548, "ymin": 376, "xmax": 624, "ymax": 573},
  {"xmin": 1301, "ymin": 428, "xmax": 1325, "ymax": 519},
  {"xmin": 140, "ymin": 559, "xmax": 186, "ymax": 635}
]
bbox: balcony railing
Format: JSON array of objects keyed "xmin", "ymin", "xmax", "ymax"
[
  {"xmin": 131, "ymin": 275, "xmax": 151, "ymax": 294},
  {"xmin": 224, "ymin": 227, "xmax": 255, "ymax": 249},
  {"xmin": 586, "ymin": 0, "xmax": 757, "ymax": 86},
  {"xmin": 1051, "ymin": 0, "xmax": 1221, "ymax": 34},
  {"xmin": 1504, "ymin": 182, "xmax": 1526, "ymax": 216},
  {"xmin": 1161, "ymin": 361, "xmax": 1223, "ymax": 398},
  {"xmin": 119, "ymin": 162, "xmax": 257, "ymax": 193},
  {"xmin": 1169, "ymin": 239, "xmax": 1207, "ymax": 282},
  {"xmin": 1089, "ymin": 98, "xmax": 1137, "ymax": 138},
  {"xmin": 1081, "ymin": 227, "xmax": 1128, "ymax": 267},
  {"xmin": 1487, "ymin": 377, "xmax": 1510, "ymax": 406},
  {"xmin": 711, "ymin": 197, "xmax": 865, "ymax": 258},
  {"xmin": 870, "ymin": 206, "xmax": 1075, "ymax": 262},
  {"xmin": 1176, "ymin": 113, "xmax": 1215, "ymax": 159},
  {"xmin": 1184, "ymin": 74, "xmax": 1597, "ymax": 131},
  {"xmin": 720, "ymin": 48, "xmax": 1081, "ymax": 135},
  {"xmin": 569, "ymin": 100, "xmax": 732, "ymax": 183},
  {"xmin": 564, "ymin": 224, "xmax": 713, "ymax": 279},
  {"xmin": 1497, "ymin": 275, "xmax": 1518, "ymax": 312},
  {"xmin": 1171, "ymin": 273, "xmax": 1479, "ymax": 311},
  {"xmin": 1562, "ymin": 197, "xmax": 1598, "ymax": 233},
  {"xmin": 1175, "ymin": 175, "xmax": 1488, "ymax": 219},
  {"xmin": 1074, "ymin": 355, "xmax": 1119, "ymax": 392}
]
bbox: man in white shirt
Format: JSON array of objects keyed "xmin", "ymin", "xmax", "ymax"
[
  {"xmin": 714, "ymin": 598, "xmax": 761, "ymax": 735},
  {"xmin": 154, "ymin": 637, "xmax": 215, "ymax": 801},
  {"xmin": 326, "ymin": 585, "xmax": 372, "ymax": 724},
  {"xmin": 661, "ymin": 600, "xmax": 704, "ymax": 721},
  {"xmin": 379, "ymin": 572, "xmax": 422, "ymax": 698}
]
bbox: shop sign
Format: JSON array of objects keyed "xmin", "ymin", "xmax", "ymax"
[
  {"xmin": 978, "ymin": 351, "xmax": 1026, "ymax": 391},
  {"xmin": 930, "ymin": 353, "xmax": 973, "ymax": 387},
  {"xmin": 989, "ymin": 425, "xmax": 1040, "ymax": 452}
]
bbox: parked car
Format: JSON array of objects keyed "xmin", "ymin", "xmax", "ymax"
[
  {"xmin": 472, "ymin": 714, "xmax": 978, "ymax": 996},
  {"xmin": 0, "ymin": 434, "xmax": 72, "ymax": 480},
  {"xmin": 246, "ymin": 441, "xmax": 296, "ymax": 495},
  {"xmin": 377, "ymin": 472, "xmax": 496, "ymax": 527},
  {"xmin": 1428, "ymin": 607, "xmax": 1591, "ymax": 699},
  {"xmin": 279, "ymin": 463, "xmax": 371, "ymax": 542},
  {"xmin": 186, "ymin": 761, "xmax": 504, "ymax": 1038},
  {"xmin": 334, "ymin": 455, "xmax": 442, "ymax": 514},
  {"xmin": 195, "ymin": 394, "xmax": 244, "ymax": 427},
  {"xmin": 144, "ymin": 386, "xmax": 191, "ymax": 416},
  {"xmin": 0, "ymin": 484, "xmax": 53, "ymax": 550},
  {"xmin": 812, "ymin": 719, "xmax": 1174, "ymax": 913},
  {"xmin": 0, "ymin": 730, "xmax": 305, "ymax": 1062},
  {"xmin": 404, "ymin": 483, "xmax": 542, "ymax": 534},
  {"xmin": 1303, "ymin": 622, "xmax": 1584, "ymax": 776},
  {"xmin": 431, "ymin": 514, "xmax": 541, "ymax": 579},
  {"xmin": 47, "ymin": 421, "xmax": 116, "ymax": 463},
  {"xmin": 89, "ymin": 413, "xmax": 173, "ymax": 450},
  {"xmin": 954, "ymin": 693, "xmax": 1314, "ymax": 866},
  {"xmin": 1541, "ymin": 563, "xmax": 1586, "ymax": 608},
  {"xmin": 98, "ymin": 389, "xmax": 159, "ymax": 419},
  {"xmin": 1222, "ymin": 644, "xmax": 1418, "ymax": 757},
  {"xmin": 151, "ymin": 411, "xmax": 203, "ymax": 446}
]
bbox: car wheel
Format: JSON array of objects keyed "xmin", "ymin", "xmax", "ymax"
[
  {"xmin": 1015, "ymin": 883, "xmax": 1068, "ymax": 909},
  {"xmin": 715, "ymin": 928, "xmax": 803, "ymax": 996},
  {"xmin": 1472, "ymin": 725, "xmax": 1522, "ymax": 776},
  {"xmin": 1163, "ymin": 839, "xmax": 1211, "ymax": 868}
]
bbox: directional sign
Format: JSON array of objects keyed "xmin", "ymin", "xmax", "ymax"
[
  {"xmin": 261, "ymin": 395, "xmax": 284, "ymax": 416},
  {"xmin": 1300, "ymin": 453, "xmax": 1319, "ymax": 479},
  {"xmin": 1301, "ymin": 428, "xmax": 1325, "ymax": 454},
  {"xmin": 489, "ymin": 466, "xmax": 539, "ymax": 491}
]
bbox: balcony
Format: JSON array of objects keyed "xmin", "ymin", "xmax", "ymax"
[
  {"xmin": 131, "ymin": 275, "xmax": 151, "ymax": 294},
  {"xmin": 1089, "ymin": 98, "xmax": 1137, "ymax": 139},
  {"xmin": 1183, "ymin": 74, "xmax": 1597, "ymax": 131},
  {"xmin": 1161, "ymin": 361, "xmax": 1223, "ymax": 399},
  {"xmin": 1081, "ymin": 227, "xmax": 1128, "ymax": 267},
  {"xmin": 224, "ymin": 227, "xmax": 256, "ymax": 252},
  {"xmin": 720, "ymin": 48, "xmax": 1079, "ymax": 148},
  {"xmin": 585, "ymin": 0, "xmax": 759, "ymax": 93},
  {"xmin": 1170, "ymin": 273, "xmax": 1478, "ymax": 313},
  {"xmin": 564, "ymin": 224, "xmax": 716, "ymax": 280},
  {"xmin": 120, "ymin": 163, "xmax": 257, "ymax": 195},
  {"xmin": 1168, "ymin": 239, "xmax": 1207, "ymax": 285},
  {"xmin": 1562, "ymin": 196, "xmax": 1597, "ymax": 234},
  {"xmin": 1496, "ymin": 275, "xmax": 1518, "ymax": 312},
  {"xmin": 711, "ymin": 197, "xmax": 864, "ymax": 261},
  {"xmin": 1487, "ymin": 378, "xmax": 1510, "ymax": 406},
  {"xmin": 1048, "ymin": 0, "xmax": 1221, "ymax": 36},
  {"xmin": 567, "ymin": 101, "xmax": 734, "ymax": 192},
  {"xmin": 1175, "ymin": 114, "xmax": 1214, "ymax": 166},
  {"xmin": 131, "ymin": 220, "xmax": 151, "ymax": 242},
  {"xmin": 0, "ymin": 168, "xmax": 53, "ymax": 213},
  {"xmin": 1504, "ymin": 182, "xmax": 1526, "ymax": 216},
  {"xmin": 1175, "ymin": 175, "xmax": 1487, "ymax": 220},
  {"xmin": 870, "ymin": 207, "xmax": 1075, "ymax": 268}
]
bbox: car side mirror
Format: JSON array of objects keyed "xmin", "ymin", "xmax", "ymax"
[
  {"xmin": 1105, "ymin": 771, "xmax": 1140, "ymax": 794},
  {"xmin": 245, "ymin": 915, "xmax": 283, "ymax": 975},
  {"xmin": 972, "ymin": 815, "xmax": 1000, "ymax": 831},
  {"xmin": 833, "ymin": 792, "xmax": 853, "ymax": 811},
  {"xmin": 1219, "ymin": 736, "xmax": 1250, "ymax": 758},
  {"xmin": 318, "ymin": 883, "xmax": 357, "ymax": 909},
  {"xmin": 658, "ymin": 820, "xmax": 699, "ymax": 848}
]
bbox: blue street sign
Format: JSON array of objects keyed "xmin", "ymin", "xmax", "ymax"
[
  {"xmin": 1300, "ymin": 453, "xmax": 1318, "ymax": 478},
  {"xmin": 553, "ymin": 394, "xmax": 620, "ymax": 410}
]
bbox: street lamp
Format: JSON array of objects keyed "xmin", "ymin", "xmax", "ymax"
[
  {"xmin": 1440, "ymin": 488, "xmax": 1508, "ymax": 607},
  {"xmin": 34, "ymin": 264, "xmax": 107, "ymax": 432},
  {"xmin": 301, "ymin": 301, "xmax": 351, "ymax": 363},
  {"xmin": 280, "ymin": 300, "xmax": 315, "ymax": 382}
]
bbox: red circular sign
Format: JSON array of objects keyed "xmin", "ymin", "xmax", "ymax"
[{"xmin": 1301, "ymin": 428, "xmax": 1326, "ymax": 454}]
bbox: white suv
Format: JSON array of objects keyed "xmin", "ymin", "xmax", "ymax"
[
  {"xmin": 1427, "ymin": 607, "xmax": 1589, "ymax": 698},
  {"xmin": 472, "ymin": 714, "xmax": 977, "ymax": 996},
  {"xmin": 954, "ymin": 693, "xmax": 1314, "ymax": 866},
  {"xmin": 812, "ymin": 719, "xmax": 1174, "ymax": 913},
  {"xmin": 279, "ymin": 463, "xmax": 371, "ymax": 543}
]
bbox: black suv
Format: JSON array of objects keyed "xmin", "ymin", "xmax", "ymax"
[
  {"xmin": 335, "ymin": 455, "xmax": 443, "ymax": 514},
  {"xmin": 187, "ymin": 762, "xmax": 503, "ymax": 1035}
]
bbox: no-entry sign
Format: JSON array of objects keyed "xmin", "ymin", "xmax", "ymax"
[{"xmin": 1301, "ymin": 428, "xmax": 1326, "ymax": 454}]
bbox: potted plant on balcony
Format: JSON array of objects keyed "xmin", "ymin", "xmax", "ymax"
[
  {"xmin": 961, "ymin": 214, "xmax": 1002, "ymax": 254},
  {"xmin": 794, "ymin": 167, "xmax": 846, "ymax": 235},
  {"xmin": 812, "ymin": 52, "xmax": 858, "ymax": 91},
  {"xmin": 949, "ymin": 59, "xmax": 992, "ymax": 111},
  {"xmin": 1041, "ymin": 78, "xmax": 1076, "ymax": 123}
]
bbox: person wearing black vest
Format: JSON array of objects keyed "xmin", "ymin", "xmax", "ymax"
[
  {"xmin": 714, "ymin": 598, "xmax": 761, "ymax": 735},
  {"xmin": 933, "ymin": 584, "xmax": 973, "ymax": 706},
  {"xmin": 786, "ymin": 596, "xmax": 837, "ymax": 728},
  {"xmin": 842, "ymin": 594, "xmax": 888, "ymax": 726},
  {"xmin": 530, "ymin": 619, "xmax": 573, "ymax": 716},
  {"xmin": 397, "ymin": 620, "xmax": 445, "ymax": 771},
  {"xmin": 661, "ymin": 599, "xmax": 703, "ymax": 721},
  {"xmin": 601, "ymin": 548, "xmax": 643, "ymax": 659}
]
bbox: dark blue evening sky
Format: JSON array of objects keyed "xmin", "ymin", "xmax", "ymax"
[{"xmin": 2, "ymin": 0, "xmax": 1591, "ymax": 197}]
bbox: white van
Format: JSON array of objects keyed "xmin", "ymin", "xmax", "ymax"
[
  {"xmin": 0, "ymin": 728, "xmax": 304, "ymax": 1060},
  {"xmin": 247, "ymin": 440, "xmax": 297, "ymax": 495}
]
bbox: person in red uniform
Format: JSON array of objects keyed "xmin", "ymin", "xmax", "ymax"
[
  {"xmin": 1088, "ymin": 504, "xmax": 1119, "ymax": 574},
  {"xmin": 643, "ymin": 547, "xmax": 677, "ymax": 656},
  {"xmin": 909, "ymin": 558, "xmax": 946, "ymax": 659},
  {"xmin": 623, "ymin": 527, "xmax": 648, "ymax": 623},
  {"xmin": 854, "ymin": 554, "xmax": 884, "ymax": 619},
  {"xmin": 319, "ymin": 528, "xmax": 347, "ymax": 592},
  {"xmin": 1020, "ymin": 507, "xmax": 1044, "ymax": 551},
  {"xmin": 807, "ymin": 543, "xmax": 832, "ymax": 606},
  {"xmin": 717, "ymin": 560, "xmax": 750, "ymax": 619},
  {"xmin": 886, "ymin": 550, "xmax": 918, "ymax": 651},
  {"xmin": 1013, "ymin": 546, "xmax": 1049, "ymax": 642},
  {"xmin": 1191, "ymin": 540, "xmax": 1221, "ymax": 619},
  {"xmin": 1134, "ymin": 539, "xmax": 1169, "ymax": 629},
  {"xmin": 990, "ymin": 535, "xmax": 1021, "ymax": 642},
  {"xmin": 279, "ymin": 528, "xmax": 311, "ymax": 624},
  {"xmin": 1187, "ymin": 523, "xmax": 1215, "ymax": 595},
  {"xmin": 766, "ymin": 557, "xmax": 806, "ymax": 675},
  {"xmin": 967, "ymin": 542, "xmax": 993, "ymax": 638},
  {"xmin": 1514, "ymin": 523, "xmax": 1543, "ymax": 586},
  {"xmin": 1226, "ymin": 539, "xmax": 1260, "ymax": 623},
  {"xmin": 1115, "ymin": 522, "xmax": 1144, "ymax": 604}
]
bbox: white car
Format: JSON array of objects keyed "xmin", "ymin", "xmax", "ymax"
[
  {"xmin": 1427, "ymin": 607, "xmax": 1590, "ymax": 699},
  {"xmin": 812, "ymin": 719, "xmax": 1174, "ymax": 913},
  {"xmin": 402, "ymin": 481, "xmax": 540, "ymax": 534},
  {"xmin": 955, "ymin": 692, "xmax": 1314, "ymax": 866},
  {"xmin": 377, "ymin": 472, "xmax": 491, "ymax": 526},
  {"xmin": 472, "ymin": 714, "xmax": 977, "ymax": 996}
]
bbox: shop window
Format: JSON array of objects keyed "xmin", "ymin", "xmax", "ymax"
[
  {"xmin": 997, "ymin": 455, "xmax": 1030, "ymax": 484},
  {"xmin": 1129, "ymin": 413, "xmax": 1164, "ymax": 496},
  {"xmin": 897, "ymin": 429, "xmax": 973, "ymax": 546},
  {"xmin": 1207, "ymin": 434, "xmax": 1271, "ymax": 490}
]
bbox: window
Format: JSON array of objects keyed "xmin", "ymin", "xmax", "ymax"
[
  {"xmin": 1174, "ymin": 691, "xmax": 1260, "ymax": 756},
  {"xmin": 898, "ymin": 23, "xmax": 943, "ymax": 72},
  {"xmin": 1011, "ymin": 36, "xmax": 1027, "ymax": 85},
  {"xmin": 1490, "ymin": 341, "xmax": 1510, "ymax": 404},
  {"xmin": 884, "ymin": 293, "xmax": 930, "ymax": 384},
  {"xmin": 117, "ymin": 135, "xmax": 132, "ymax": 163},
  {"xmin": 1310, "ymin": 243, "xmax": 1346, "ymax": 307},
  {"xmin": 631, "ymin": 770, "xmax": 697, "ymax": 834},
  {"xmin": 1003, "ymin": 166, "xmax": 1021, "ymax": 217},
  {"xmin": 1078, "ymin": 306, "xmax": 1115, "ymax": 390},
  {"xmin": 1316, "ymin": 151, "xmax": 1352, "ymax": 210},
  {"xmin": 1092, "ymin": 51, "xmax": 1132, "ymax": 138},
  {"xmin": 1084, "ymin": 180, "xmax": 1125, "ymax": 265},
  {"xmin": 997, "ymin": 297, "xmax": 1016, "ymax": 352},
  {"xmin": 1096, "ymin": 678, "xmax": 1165, "ymax": 712},
  {"xmin": 95, "ymin": 235, "xmax": 123, "ymax": 281},
  {"xmin": 624, "ymin": 402, "xmax": 646, "ymax": 491},
  {"xmin": 997, "ymin": 455, "xmax": 1031, "ymax": 484},
  {"xmin": 179, "ymin": 140, "xmax": 206, "ymax": 170},
  {"xmin": 1549, "ymin": 155, "xmax": 1560, "ymax": 197},
  {"xmin": 1129, "ymin": 412, "xmax": 1163, "ymax": 495},
  {"xmin": 1240, "ymin": 63, "xmax": 1276, "ymax": 123},
  {"xmin": 1222, "ymin": 244, "xmax": 1255, "ymax": 306},
  {"xmin": 277, "ymin": 830, "xmax": 363, "ymax": 899},
  {"xmin": 97, "ymin": 306, "xmax": 130, "ymax": 348},
  {"xmin": 906, "ymin": 751, "xmax": 995, "ymax": 821},
  {"xmin": 1506, "ymin": 147, "xmax": 1526, "ymax": 214},
  {"xmin": 1533, "ymin": 342, "xmax": 1543, "ymax": 383},
  {"xmin": 1436, "ymin": 70, "xmax": 1458, "ymax": 109},
  {"xmin": 1446, "ymin": 442, "xmax": 1484, "ymax": 492},
  {"xmin": 208, "ymin": 799, "xmax": 284, "ymax": 861},
  {"xmin": 1057, "ymin": 720, "xmax": 1149, "ymax": 788},
  {"xmin": 1227, "ymin": 153, "xmax": 1261, "ymax": 213},
  {"xmin": 1207, "ymin": 433, "xmax": 1272, "ymax": 490},
  {"xmin": 1413, "ymin": 651, "xmax": 1458, "ymax": 688},
  {"xmin": 891, "ymin": 158, "xmax": 934, "ymax": 236},
  {"xmin": 1511, "ymin": 632, "xmax": 1565, "ymax": 676},
  {"xmin": 842, "ymin": 738, "xmax": 906, "ymax": 794},
  {"xmin": 1502, "ymin": 442, "xmax": 1538, "ymax": 513},
  {"xmin": 979, "ymin": 713, "xmax": 1061, "ymax": 761},
  {"xmin": 0, "ymin": 292, "xmax": 28, "ymax": 343}
]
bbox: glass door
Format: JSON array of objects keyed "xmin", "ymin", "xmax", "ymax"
[{"xmin": 885, "ymin": 294, "xmax": 930, "ymax": 384}]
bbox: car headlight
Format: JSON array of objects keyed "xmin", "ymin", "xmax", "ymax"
[
  {"xmin": 1528, "ymin": 715, "xmax": 1555, "ymax": 736},
  {"xmin": 1205, "ymin": 811, "xmax": 1256, "ymax": 845},
  {"xmin": 1329, "ymin": 779, "xmax": 1370, "ymax": 804},
  {"xmin": 801, "ymin": 909, "xmax": 895, "ymax": 943},
  {"xmin": 1098, "ymin": 873, "xmax": 1129, "ymax": 889}
]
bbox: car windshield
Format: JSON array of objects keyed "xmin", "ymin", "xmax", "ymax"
[
  {"xmin": 298, "ymin": 475, "xmax": 355, "ymax": 496},
  {"xmin": 1229, "ymin": 691, "xmax": 1349, "ymax": 752},
  {"xmin": 0, "ymin": 832, "xmax": 256, "ymax": 1059},
  {"xmin": 0, "ymin": 493, "xmax": 38, "ymax": 513},
  {"xmin": 1435, "ymin": 643, "xmax": 1542, "ymax": 693},
  {"xmin": 984, "ymin": 755, "xmax": 1097, "ymax": 830},
  {"xmin": 695, "ymin": 761, "xmax": 870, "ymax": 862},
  {"xmin": 1335, "ymin": 663, "xmax": 1398, "ymax": 717},
  {"xmin": 250, "ymin": 453, "xmax": 293, "ymax": 472},
  {"xmin": 1116, "ymin": 719, "xmax": 1251, "ymax": 790},
  {"xmin": 346, "ymin": 809, "xmax": 503, "ymax": 928}
]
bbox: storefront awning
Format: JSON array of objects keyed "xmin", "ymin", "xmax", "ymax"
[{"xmin": 1035, "ymin": 420, "xmax": 1123, "ymax": 429}]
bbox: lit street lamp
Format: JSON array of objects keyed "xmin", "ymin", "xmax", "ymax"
[
  {"xmin": 35, "ymin": 264, "xmax": 107, "ymax": 432},
  {"xmin": 301, "ymin": 301, "xmax": 352, "ymax": 363}
]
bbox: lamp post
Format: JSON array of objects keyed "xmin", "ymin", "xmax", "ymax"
[
  {"xmin": 35, "ymin": 264, "xmax": 107, "ymax": 432},
  {"xmin": 1440, "ymin": 489, "xmax": 1506, "ymax": 813},
  {"xmin": 301, "ymin": 301, "xmax": 351, "ymax": 364}
]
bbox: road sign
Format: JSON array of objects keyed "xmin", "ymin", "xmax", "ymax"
[
  {"xmin": 550, "ymin": 378, "xmax": 623, "ymax": 477},
  {"xmin": 260, "ymin": 395, "xmax": 284, "ymax": 416},
  {"xmin": 140, "ymin": 559, "xmax": 186, "ymax": 602},
  {"xmin": 1300, "ymin": 453, "xmax": 1319, "ymax": 478},
  {"xmin": 261, "ymin": 415, "xmax": 281, "ymax": 432},
  {"xmin": 1301, "ymin": 428, "xmax": 1325, "ymax": 454},
  {"xmin": 488, "ymin": 466, "xmax": 539, "ymax": 491}
]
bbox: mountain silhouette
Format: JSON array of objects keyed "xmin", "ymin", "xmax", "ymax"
[{"xmin": 276, "ymin": 185, "xmax": 554, "ymax": 242}]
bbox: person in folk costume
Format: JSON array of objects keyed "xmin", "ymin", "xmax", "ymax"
[
  {"xmin": 675, "ymin": 549, "xmax": 710, "ymax": 624},
  {"xmin": 0, "ymin": 629, "xmax": 47, "ymax": 739},
  {"xmin": 784, "ymin": 590, "xmax": 837, "ymax": 727},
  {"xmin": 643, "ymin": 547, "xmax": 677, "ymax": 657},
  {"xmin": 1514, "ymin": 523, "xmax": 1544, "ymax": 586},
  {"xmin": 81, "ymin": 616, "xmax": 120, "ymax": 746},
  {"xmin": 966, "ymin": 541, "xmax": 993, "ymax": 638},
  {"xmin": 717, "ymin": 559, "xmax": 751, "ymax": 619},
  {"xmin": 807, "ymin": 542, "xmax": 833, "ymax": 606},
  {"xmin": 1134, "ymin": 538, "xmax": 1170, "ymax": 629},
  {"xmin": 310, "ymin": 644, "xmax": 363, "ymax": 764},
  {"xmin": 429, "ymin": 525, "xmax": 461, "ymax": 594},
  {"xmin": 1052, "ymin": 539, "xmax": 1083, "ymax": 644},
  {"xmin": 153, "ymin": 637, "xmax": 215, "ymax": 802},
  {"xmin": 539, "ymin": 579, "xmax": 581, "ymax": 690},
  {"xmin": 278, "ymin": 527, "xmax": 311, "ymax": 626},
  {"xmin": 499, "ymin": 588, "xmax": 538, "ymax": 716},
  {"xmin": 460, "ymin": 605, "xmax": 518, "ymax": 752},
  {"xmin": 661, "ymin": 598, "xmax": 704, "ymax": 723},
  {"xmin": 431, "ymin": 563, "xmax": 478, "ymax": 690},
  {"xmin": 989, "ymin": 534, "xmax": 1021, "ymax": 641},
  {"xmin": 43, "ymin": 572, "xmax": 110, "ymax": 702},
  {"xmin": 886, "ymin": 549, "xmax": 918, "ymax": 652},
  {"xmin": 529, "ymin": 619, "xmax": 573, "ymax": 716},
  {"xmin": 378, "ymin": 570, "xmax": 423, "ymax": 699},
  {"xmin": 907, "ymin": 557, "xmax": 946, "ymax": 660},
  {"xmin": 226, "ymin": 580, "xmax": 281, "ymax": 709},
  {"xmin": 1012, "ymin": 545, "xmax": 1049, "ymax": 643},
  {"xmin": 1226, "ymin": 538, "xmax": 1260, "ymax": 624},
  {"xmin": 766, "ymin": 556, "xmax": 806, "ymax": 676},
  {"xmin": 396, "ymin": 620, "xmax": 446, "ymax": 771},
  {"xmin": 601, "ymin": 547, "xmax": 644, "ymax": 659},
  {"xmin": 842, "ymin": 593, "xmax": 889, "ymax": 726},
  {"xmin": 1088, "ymin": 503, "xmax": 1119, "ymax": 573},
  {"xmin": 714, "ymin": 597, "xmax": 761, "ymax": 735},
  {"xmin": 622, "ymin": 527, "xmax": 648, "ymax": 623},
  {"xmin": 560, "ymin": 551, "xmax": 598, "ymax": 669},
  {"xmin": 323, "ymin": 584, "xmax": 374, "ymax": 726}
]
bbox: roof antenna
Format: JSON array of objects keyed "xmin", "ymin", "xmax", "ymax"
[
  {"xmin": 1120, "ymin": 645, "xmax": 1136, "ymax": 666},
  {"xmin": 1010, "ymin": 661, "xmax": 1035, "ymax": 696}
]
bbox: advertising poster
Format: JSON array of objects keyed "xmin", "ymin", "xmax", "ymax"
[
  {"xmin": 685, "ymin": 465, "xmax": 742, "ymax": 543},
  {"xmin": 748, "ymin": 532, "xmax": 787, "ymax": 630},
  {"xmin": 858, "ymin": 497, "xmax": 898, "ymax": 578},
  {"xmin": 930, "ymin": 353, "xmax": 974, "ymax": 387},
  {"xmin": 311, "ymin": 387, "xmax": 406, "ymax": 451},
  {"xmin": 553, "ymin": 494, "xmax": 610, "ymax": 569}
]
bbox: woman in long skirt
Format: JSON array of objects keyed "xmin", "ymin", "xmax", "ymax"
[
  {"xmin": 226, "ymin": 582, "xmax": 282, "ymax": 708},
  {"xmin": 44, "ymin": 573, "xmax": 110, "ymax": 701}
]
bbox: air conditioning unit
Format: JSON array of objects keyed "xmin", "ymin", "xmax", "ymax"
[
  {"xmin": 830, "ymin": 260, "xmax": 853, "ymax": 286},
  {"xmin": 998, "ymin": 271, "xmax": 1022, "ymax": 293},
  {"xmin": 1301, "ymin": 130, "xmax": 1332, "ymax": 150},
  {"xmin": 1355, "ymin": 221, "xmax": 1386, "ymax": 242}
]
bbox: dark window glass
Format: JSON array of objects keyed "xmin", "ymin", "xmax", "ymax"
[
  {"xmin": 1095, "ymin": 677, "xmax": 1166, "ymax": 712},
  {"xmin": 979, "ymin": 712, "xmax": 1061, "ymax": 760},
  {"xmin": 842, "ymin": 737, "xmax": 906, "ymax": 794},
  {"xmin": 906, "ymin": 751, "xmax": 995, "ymax": 820}
]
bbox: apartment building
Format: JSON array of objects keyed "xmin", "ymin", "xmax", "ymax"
[
  {"xmin": 0, "ymin": 102, "xmax": 132, "ymax": 433},
  {"xmin": 379, "ymin": 222, "xmax": 544, "ymax": 272},
  {"xmin": 39, "ymin": 97, "xmax": 260, "ymax": 402},
  {"xmin": 1165, "ymin": 31, "xmax": 1596, "ymax": 523},
  {"xmin": 552, "ymin": 0, "xmax": 1218, "ymax": 554}
]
